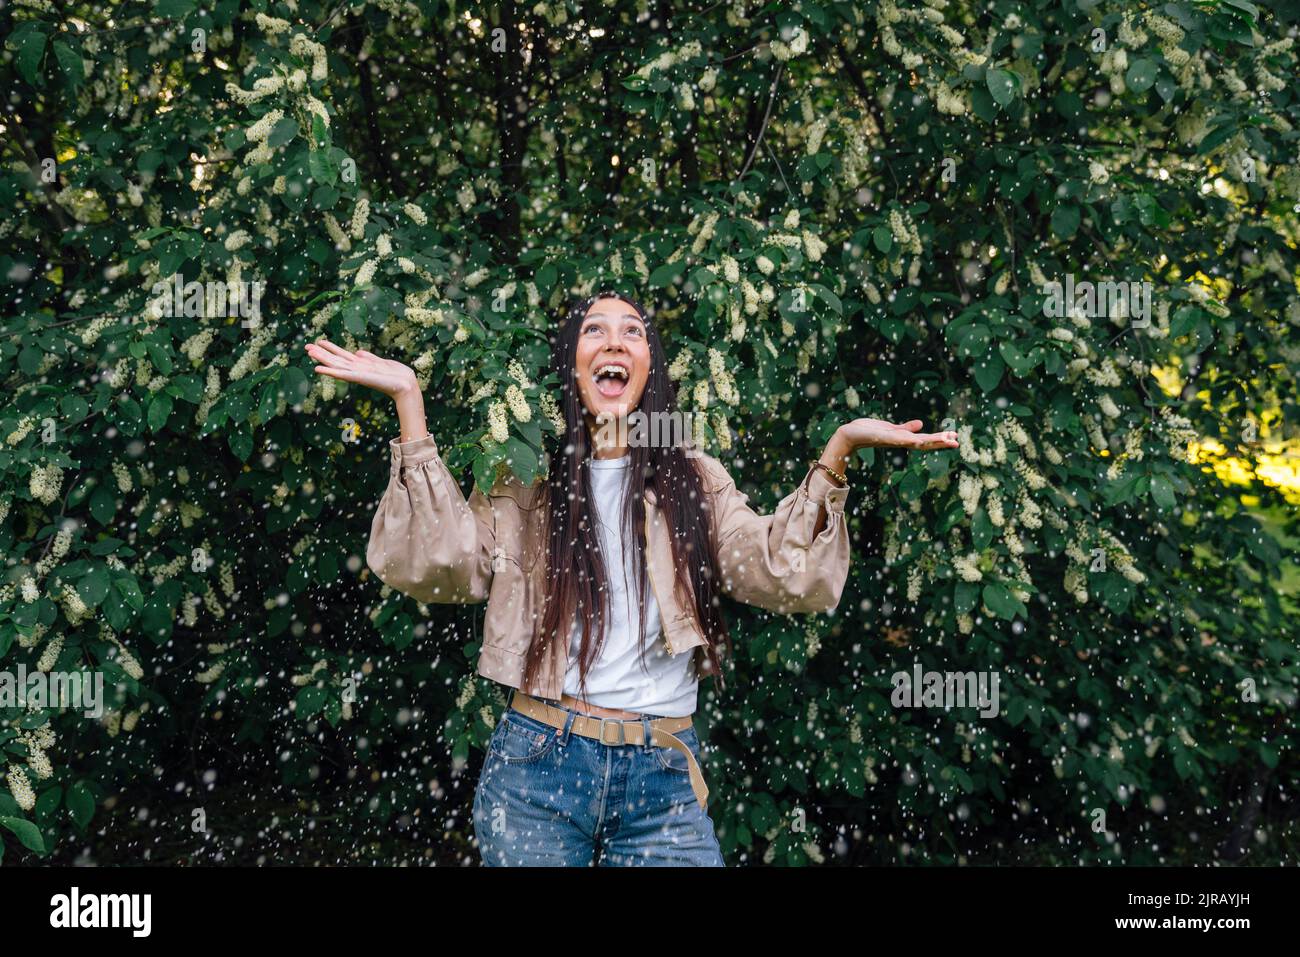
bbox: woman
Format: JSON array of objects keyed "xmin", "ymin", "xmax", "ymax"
[{"xmin": 306, "ymin": 290, "xmax": 958, "ymax": 866}]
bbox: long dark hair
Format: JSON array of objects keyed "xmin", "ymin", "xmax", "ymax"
[{"xmin": 521, "ymin": 290, "xmax": 732, "ymax": 703}]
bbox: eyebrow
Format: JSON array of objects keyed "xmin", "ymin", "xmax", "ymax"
[{"xmin": 586, "ymin": 313, "xmax": 644, "ymax": 323}]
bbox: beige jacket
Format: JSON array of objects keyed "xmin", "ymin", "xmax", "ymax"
[{"xmin": 367, "ymin": 433, "xmax": 852, "ymax": 701}]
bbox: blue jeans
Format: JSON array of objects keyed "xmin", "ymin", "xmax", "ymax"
[{"xmin": 471, "ymin": 702, "xmax": 725, "ymax": 866}]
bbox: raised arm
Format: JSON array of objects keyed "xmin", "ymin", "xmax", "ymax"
[
  {"xmin": 697, "ymin": 453, "xmax": 852, "ymax": 615},
  {"xmin": 367, "ymin": 433, "xmax": 495, "ymax": 603},
  {"xmin": 699, "ymin": 417, "xmax": 960, "ymax": 615},
  {"xmin": 306, "ymin": 339, "xmax": 494, "ymax": 604},
  {"xmin": 812, "ymin": 417, "xmax": 959, "ymax": 536}
]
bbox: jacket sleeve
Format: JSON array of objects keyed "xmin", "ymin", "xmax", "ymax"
[
  {"xmin": 699, "ymin": 455, "xmax": 851, "ymax": 614},
  {"xmin": 366, "ymin": 433, "xmax": 495, "ymax": 604}
]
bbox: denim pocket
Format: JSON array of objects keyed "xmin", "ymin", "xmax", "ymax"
[
  {"xmin": 487, "ymin": 708, "xmax": 557, "ymax": 765},
  {"xmin": 654, "ymin": 726, "xmax": 702, "ymax": 773}
]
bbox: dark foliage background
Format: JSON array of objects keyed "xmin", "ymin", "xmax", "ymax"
[{"xmin": 1, "ymin": 0, "xmax": 1297, "ymax": 864}]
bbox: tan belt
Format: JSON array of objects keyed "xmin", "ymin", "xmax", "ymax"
[{"xmin": 508, "ymin": 691, "xmax": 709, "ymax": 812}]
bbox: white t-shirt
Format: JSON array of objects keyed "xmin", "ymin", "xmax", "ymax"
[{"xmin": 561, "ymin": 454, "xmax": 698, "ymax": 717}]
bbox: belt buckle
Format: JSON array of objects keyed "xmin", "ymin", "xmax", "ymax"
[{"xmin": 598, "ymin": 717, "xmax": 626, "ymax": 746}]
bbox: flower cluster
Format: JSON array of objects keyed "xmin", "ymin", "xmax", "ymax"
[{"xmin": 487, "ymin": 400, "xmax": 510, "ymax": 444}]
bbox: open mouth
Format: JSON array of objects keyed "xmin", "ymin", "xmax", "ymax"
[{"xmin": 593, "ymin": 362, "xmax": 630, "ymax": 398}]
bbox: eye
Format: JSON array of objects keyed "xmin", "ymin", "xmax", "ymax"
[
  {"xmin": 625, "ymin": 324, "xmax": 644, "ymax": 337},
  {"xmin": 582, "ymin": 323, "xmax": 603, "ymax": 335}
]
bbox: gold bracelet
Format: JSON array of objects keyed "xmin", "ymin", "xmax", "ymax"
[{"xmin": 811, "ymin": 460, "xmax": 847, "ymax": 487}]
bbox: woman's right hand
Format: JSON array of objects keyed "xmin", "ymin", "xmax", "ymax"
[
  {"xmin": 305, "ymin": 339, "xmax": 429, "ymax": 443},
  {"xmin": 305, "ymin": 339, "xmax": 418, "ymax": 399}
]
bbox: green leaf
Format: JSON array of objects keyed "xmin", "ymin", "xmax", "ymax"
[
  {"xmin": 155, "ymin": 0, "xmax": 197, "ymax": 17},
  {"xmin": 1054, "ymin": 91, "xmax": 1083, "ymax": 120},
  {"xmin": 891, "ymin": 286, "xmax": 919, "ymax": 316},
  {"xmin": 514, "ymin": 417, "xmax": 543, "ymax": 448},
  {"xmin": 89, "ymin": 485, "xmax": 117, "ymax": 525},
  {"xmin": 1104, "ymin": 472, "xmax": 1144, "ymax": 507},
  {"xmin": 972, "ymin": 508, "xmax": 995, "ymax": 550},
  {"xmin": 503, "ymin": 437, "xmax": 538, "ymax": 485},
  {"xmin": 296, "ymin": 685, "xmax": 328, "ymax": 720},
  {"xmin": 527, "ymin": 265, "xmax": 555, "ymax": 296},
  {"xmin": 898, "ymin": 470, "xmax": 924, "ymax": 502},
  {"xmin": 342, "ymin": 298, "xmax": 368, "ymax": 333},
  {"xmin": 267, "ymin": 117, "xmax": 300, "ymax": 148},
  {"xmin": 1125, "ymin": 58, "xmax": 1158, "ymax": 94},
  {"xmin": 258, "ymin": 380, "xmax": 279, "ymax": 423},
  {"xmin": 1098, "ymin": 574, "xmax": 1135, "ymax": 613},
  {"xmin": 951, "ymin": 322, "xmax": 990, "ymax": 358},
  {"xmin": 308, "ymin": 148, "xmax": 337, "ymax": 186},
  {"xmin": 53, "ymin": 41, "xmax": 85, "ymax": 86},
  {"xmin": 972, "ymin": 354, "xmax": 1005, "ymax": 392},
  {"xmin": 9, "ymin": 25, "xmax": 47, "ymax": 87},
  {"xmin": 998, "ymin": 341, "xmax": 1036, "ymax": 375},
  {"xmin": 34, "ymin": 785, "xmax": 61, "ymax": 822},
  {"xmin": 229, "ymin": 424, "xmax": 253, "ymax": 461},
  {"xmin": 982, "ymin": 582, "xmax": 1023, "ymax": 620},
  {"xmin": 472, "ymin": 450, "xmax": 499, "ymax": 493},
  {"xmin": 810, "ymin": 283, "xmax": 842, "ymax": 316},
  {"xmin": 985, "ymin": 69, "xmax": 1018, "ymax": 107},
  {"xmin": 1258, "ymin": 742, "xmax": 1278, "ymax": 769},
  {"xmin": 146, "ymin": 340, "xmax": 174, "ymax": 375},
  {"xmin": 280, "ymin": 366, "xmax": 310, "ymax": 404},
  {"xmin": 1197, "ymin": 124, "xmax": 1237, "ymax": 156},
  {"xmin": 141, "ymin": 579, "xmax": 183, "ymax": 644},
  {"xmin": 158, "ymin": 240, "xmax": 188, "ymax": 277},
  {"xmin": 0, "ymin": 816, "xmax": 46, "ymax": 854},
  {"xmin": 77, "ymin": 564, "xmax": 111, "ymax": 607},
  {"xmin": 18, "ymin": 346, "xmax": 43, "ymax": 376},
  {"xmin": 116, "ymin": 577, "xmax": 146, "ymax": 611},
  {"xmin": 67, "ymin": 781, "xmax": 95, "ymax": 829},
  {"xmin": 1150, "ymin": 474, "xmax": 1176, "ymax": 509},
  {"xmin": 1050, "ymin": 204, "xmax": 1080, "ymax": 240},
  {"xmin": 970, "ymin": 86, "xmax": 997, "ymax": 122},
  {"xmin": 312, "ymin": 186, "xmax": 339, "ymax": 212},
  {"xmin": 648, "ymin": 261, "xmax": 685, "ymax": 288},
  {"xmin": 147, "ymin": 393, "xmax": 173, "ymax": 432},
  {"xmin": 954, "ymin": 581, "xmax": 980, "ymax": 615},
  {"xmin": 61, "ymin": 394, "xmax": 90, "ymax": 423}
]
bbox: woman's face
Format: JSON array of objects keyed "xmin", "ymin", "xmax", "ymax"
[{"xmin": 573, "ymin": 298, "xmax": 651, "ymax": 423}]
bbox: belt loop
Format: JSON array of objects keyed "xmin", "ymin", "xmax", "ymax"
[
  {"xmin": 558, "ymin": 704, "xmax": 576, "ymax": 746},
  {"xmin": 640, "ymin": 714, "xmax": 652, "ymax": 751}
]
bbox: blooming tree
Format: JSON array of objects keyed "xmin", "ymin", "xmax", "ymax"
[{"xmin": 1, "ymin": 0, "xmax": 1297, "ymax": 864}]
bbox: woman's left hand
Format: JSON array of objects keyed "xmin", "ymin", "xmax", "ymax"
[
  {"xmin": 816, "ymin": 418, "xmax": 959, "ymax": 490},
  {"xmin": 810, "ymin": 417, "xmax": 957, "ymax": 535},
  {"xmin": 836, "ymin": 418, "xmax": 960, "ymax": 453}
]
